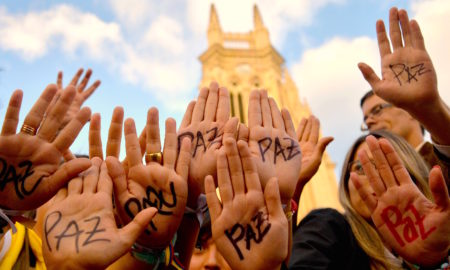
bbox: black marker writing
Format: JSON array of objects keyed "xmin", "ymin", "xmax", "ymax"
[
  {"xmin": 0, "ymin": 158, "xmax": 42, "ymax": 199},
  {"xmin": 257, "ymin": 137, "xmax": 300, "ymax": 164},
  {"xmin": 389, "ymin": 63, "xmax": 430, "ymax": 86}
]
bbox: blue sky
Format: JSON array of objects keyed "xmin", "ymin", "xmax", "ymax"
[{"xmin": 1, "ymin": 0, "xmax": 449, "ymax": 178}]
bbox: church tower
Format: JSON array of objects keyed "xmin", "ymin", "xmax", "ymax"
[{"xmin": 199, "ymin": 5, "xmax": 342, "ymax": 220}]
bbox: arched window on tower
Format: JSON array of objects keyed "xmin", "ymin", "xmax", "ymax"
[{"xmin": 230, "ymin": 92, "xmax": 236, "ymax": 117}]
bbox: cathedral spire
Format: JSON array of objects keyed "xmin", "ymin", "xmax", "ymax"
[
  {"xmin": 207, "ymin": 4, "xmax": 222, "ymax": 46},
  {"xmin": 253, "ymin": 4, "xmax": 265, "ymax": 29}
]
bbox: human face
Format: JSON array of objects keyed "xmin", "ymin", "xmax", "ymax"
[
  {"xmin": 190, "ymin": 237, "xmax": 232, "ymax": 270},
  {"xmin": 361, "ymin": 95, "xmax": 415, "ymax": 138},
  {"xmin": 347, "ymin": 142, "xmax": 374, "ymax": 220}
]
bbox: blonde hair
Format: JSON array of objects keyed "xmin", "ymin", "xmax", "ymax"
[{"xmin": 338, "ymin": 130, "xmax": 432, "ymax": 270}]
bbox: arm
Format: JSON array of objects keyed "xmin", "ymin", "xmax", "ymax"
[{"xmin": 358, "ymin": 8, "xmax": 450, "ymax": 145}]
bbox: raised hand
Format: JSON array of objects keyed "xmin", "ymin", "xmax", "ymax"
[
  {"xmin": 205, "ymin": 138, "xmax": 288, "ymax": 270},
  {"xmin": 50, "ymin": 68, "xmax": 101, "ymax": 128},
  {"xmin": 247, "ymin": 90, "xmax": 302, "ymax": 203},
  {"xmin": 178, "ymin": 82, "xmax": 236, "ymax": 206},
  {"xmin": 351, "ymin": 136, "xmax": 450, "ymax": 267},
  {"xmin": 106, "ymin": 108, "xmax": 192, "ymax": 248},
  {"xmin": 358, "ymin": 7, "xmax": 438, "ymax": 110},
  {"xmin": 42, "ymin": 157, "xmax": 157, "ymax": 270},
  {"xmin": 0, "ymin": 86, "xmax": 91, "ymax": 210},
  {"xmin": 293, "ymin": 115, "xmax": 333, "ymax": 202}
]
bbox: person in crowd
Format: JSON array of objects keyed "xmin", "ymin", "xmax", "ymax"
[
  {"xmin": 289, "ymin": 130, "xmax": 449, "ymax": 269},
  {"xmin": 358, "ymin": 7, "xmax": 450, "ymax": 186}
]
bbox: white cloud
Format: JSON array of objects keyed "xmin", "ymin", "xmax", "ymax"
[
  {"xmin": 291, "ymin": 37, "xmax": 380, "ymax": 163},
  {"xmin": 0, "ymin": 5, "xmax": 121, "ymax": 61},
  {"xmin": 141, "ymin": 15, "xmax": 185, "ymax": 55},
  {"xmin": 411, "ymin": 0, "xmax": 450, "ymax": 104},
  {"xmin": 109, "ymin": 0, "xmax": 154, "ymax": 29}
]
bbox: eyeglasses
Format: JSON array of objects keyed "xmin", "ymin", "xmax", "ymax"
[
  {"xmin": 360, "ymin": 103, "xmax": 393, "ymax": 131},
  {"xmin": 347, "ymin": 159, "xmax": 376, "ymax": 175}
]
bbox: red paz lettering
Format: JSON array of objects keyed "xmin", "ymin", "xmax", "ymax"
[{"xmin": 380, "ymin": 205, "xmax": 436, "ymax": 247}]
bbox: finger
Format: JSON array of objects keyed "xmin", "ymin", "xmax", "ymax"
[
  {"xmin": 358, "ymin": 148, "xmax": 386, "ymax": 196},
  {"xmin": 281, "ymin": 109, "xmax": 296, "ymax": 138},
  {"xmin": 106, "ymin": 107, "xmax": 124, "ymax": 158},
  {"xmin": 98, "ymin": 161, "xmax": 113, "ymax": 197},
  {"xmin": 146, "ymin": 108, "xmax": 161, "ymax": 159},
  {"xmin": 264, "ymin": 178, "xmax": 284, "ymax": 220},
  {"xmin": 22, "ymin": 84, "xmax": 58, "ymax": 133},
  {"xmin": 53, "ymin": 187, "xmax": 67, "ymax": 204},
  {"xmin": 358, "ymin": 63, "xmax": 381, "ymax": 89},
  {"xmin": 89, "ymin": 113, "xmax": 103, "ymax": 159},
  {"xmin": 1, "ymin": 89, "xmax": 23, "ymax": 135},
  {"xmin": 63, "ymin": 149, "xmax": 76, "ymax": 161},
  {"xmin": 67, "ymin": 177, "xmax": 82, "ymax": 195},
  {"xmin": 204, "ymin": 82, "xmax": 219, "ymax": 121},
  {"xmin": 69, "ymin": 68, "xmax": 84, "ymax": 86},
  {"xmin": 301, "ymin": 116, "xmax": 312, "ymax": 142},
  {"xmin": 398, "ymin": 9, "xmax": 412, "ymax": 47},
  {"xmin": 175, "ymin": 137, "xmax": 191, "ymax": 181},
  {"xmin": 81, "ymin": 80, "xmax": 101, "ymax": 100},
  {"xmin": 378, "ymin": 138, "xmax": 412, "ymax": 185},
  {"xmin": 53, "ymin": 107, "xmax": 91, "ymax": 152},
  {"xmin": 366, "ymin": 136, "xmax": 399, "ymax": 188},
  {"xmin": 376, "ymin": 20, "xmax": 392, "ymax": 56},
  {"xmin": 58, "ymin": 159, "xmax": 92, "ymax": 195},
  {"xmin": 124, "ymin": 118, "xmax": 142, "ymax": 167},
  {"xmin": 261, "ymin": 90, "xmax": 272, "ymax": 128},
  {"xmin": 180, "ymin": 101, "xmax": 195, "ymax": 129},
  {"xmin": 119, "ymin": 207, "xmax": 158, "ymax": 247},
  {"xmin": 308, "ymin": 116, "xmax": 319, "ymax": 143},
  {"xmin": 429, "ymin": 166, "xmax": 449, "ymax": 210},
  {"xmin": 216, "ymin": 87, "xmax": 230, "ymax": 123},
  {"xmin": 192, "ymin": 88, "xmax": 208, "ymax": 123},
  {"xmin": 269, "ymin": 98, "xmax": 284, "ymax": 130},
  {"xmin": 237, "ymin": 123, "xmax": 249, "ymax": 142},
  {"xmin": 222, "ymin": 117, "xmax": 239, "ymax": 141},
  {"xmin": 106, "ymin": 156, "xmax": 129, "ymax": 199},
  {"xmin": 389, "ymin": 7, "xmax": 403, "ymax": 50},
  {"xmin": 248, "ymin": 90, "xmax": 262, "ymax": 128},
  {"xmin": 237, "ymin": 140, "xmax": 261, "ymax": 192},
  {"xmin": 217, "ymin": 149, "xmax": 233, "ymax": 207},
  {"xmin": 38, "ymin": 85, "xmax": 76, "ymax": 141},
  {"xmin": 410, "ymin": 20, "xmax": 426, "ymax": 50},
  {"xmin": 163, "ymin": 118, "xmax": 177, "ymax": 170},
  {"xmin": 296, "ymin": 118, "xmax": 307, "ymax": 141},
  {"xmin": 83, "ymin": 157, "xmax": 102, "ymax": 194},
  {"xmin": 56, "ymin": 71, "xmax": 63, "ymax": 90},
  {"xmin": 224, "ymin": 138, "xmax": 245, "ymax": 196},
  {"xmin": 350, "ymin": 172, "xmax": 377, "ymax": 212},
  {"xmin": 205, "ymin": 175, "xmax": 221, "ymax": 223},
  {"xmin": 138, "ymin": 126, "xmax": 147, "ymax": 157},
  {"xmin": 78, "ymin": 68, "xmax": 92, "ymax": 91}
]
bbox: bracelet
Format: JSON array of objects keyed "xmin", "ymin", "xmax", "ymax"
[
  {"xmin": 131, "ymin": 234, "xmax": 185, "ymax": 270},
  {"xmin": 414, "ymin": 255, "xmax": 449, "ymax": 270},
  {"xmin": 0, "ymin": 208, "xmax": 17, "ymax": 234},
  {"xmin": 282, "ymin": 199, "xmax": 298, "ymax": 222}
]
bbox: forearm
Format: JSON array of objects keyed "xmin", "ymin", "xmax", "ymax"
[
  {"xmin": 174, "ymin": 214, "xmax": 200, "ymax": 267},
  {"xmin": 410, "ymin": 97, "xmax": 450, "ymax": 145}
]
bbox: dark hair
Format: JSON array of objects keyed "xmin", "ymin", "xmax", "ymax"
[
  {"xmin": 360, "ymin": 90, "xmax": 374, "ymax": 108},
  {"xmin": 359, "ymin": 90, "xmax": 425, "ymax": 135}
]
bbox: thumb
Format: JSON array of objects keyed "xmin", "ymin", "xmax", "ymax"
[
  {"xmin": 429, "ymin": 166, "xmax": 449, "ymax": 209},
  {"xmin": 358, "ymin": 62, "xmax": 381, "ymax": 88},
  {"xmin": 222, "ymin": 117, "xmax": 239, "ymax": 141},
  {"xmin": 119, "ymin": 207, "xmax": 158, "ymax": 247},
  {"xmin": 49, "ymin": 158, "xmax": 91, "ymax": 191},
  {"xmin": 316, "ymin": 136, "xmax": 334, "ymax": 154}
]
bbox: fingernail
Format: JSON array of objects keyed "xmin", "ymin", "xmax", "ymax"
[{"xmin": 433, "ymin": 165, "xmax": 441, "ymax": 170}]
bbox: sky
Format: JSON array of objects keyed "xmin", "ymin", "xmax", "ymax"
[{"xmin": 1, "ymin": 0, "xmax": 449, "ymax": 179}]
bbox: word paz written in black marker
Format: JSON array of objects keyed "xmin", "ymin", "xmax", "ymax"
[
  {"xmin": 124, "ymin": 182, "xmax": 177, "ymax": 233},
  {"xmin": 0, "ymin": 158, "xmax": 41, "ymax": 199},
  {"xmin": 258, "ymin": 137, "xmax": 300, "ymax": 164},
  {"xmin": 44, "ymin": 211, "xmax": 110, "ymax": 253},
  {"xmin": 389, "ymin": 63, "xmax": 430, "ymax": 86},
  {"xmin": 178, "ymin": 127, "xmax": 223, "ymax": 157},
  {"xmin": 225, "ymin": 211, "xmax": 271, "ymax": 260}
]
